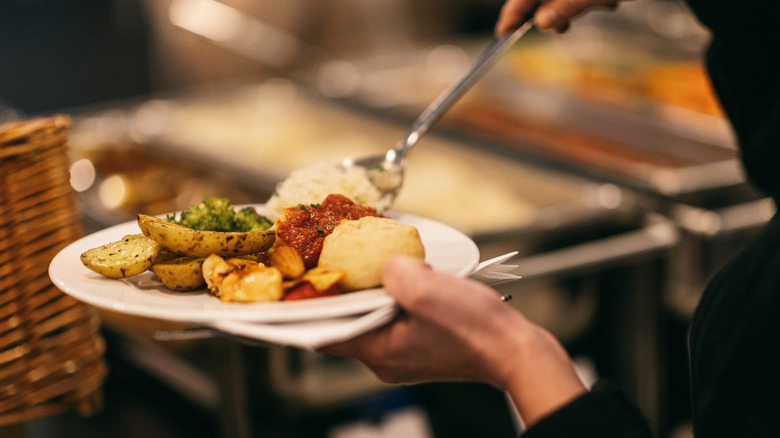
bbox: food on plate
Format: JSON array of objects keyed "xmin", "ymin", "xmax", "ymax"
[
  {"xmin": 202, "ymin": 254, "xmax": 283, "ymax": 302},
  {"xmin": 264, "ymin": 162, "xmax": 390, "ymax": 221},
  {"xmin": 153, "ymin": 249, "xmax": 182, "ymax": 264},
  {"xmin": 319, "ymin": 216, "xmax": 425, "ymax": 290},
  {"xmin": 274, "ymin": 193, "xmax": 383, "ymax": 268},
  {"xmin": 80, "ymin": 234, "xmax": 161, "ymax": 278},
  {"xmin": 79, "ymin": 193, "xmax": 427, "ymax": 303},
  {"xmin": 297, "ymin": 266, "xmax": 346, "ymax": 292},
  {"xmin": 281, "ymin": 265, "xmax": 346, "ymax": 297},
  {"xmin": 166, "ymin": 196, "xmax": 272, "ymax": 232},
  {"xmin": 81, "ymin": 197, "xmax": 274, "ymax": 284},
  {"xmin": 268, "ymin": 245, "xmax": 306, "ymax": 279},
  {"xmin": 283, "ymin": 281, "xmax": 341, "ymax": 301},
  {"xmin": 204, "ymin": 250, "xmax": 345, "ymax": 302},
  {"xmin": 138, "ymin": 213, "xmax": 276, "ymax": 257},
  {"xmin": 150, "ymin": 256, "xmax": 206, "ymax": 291}
]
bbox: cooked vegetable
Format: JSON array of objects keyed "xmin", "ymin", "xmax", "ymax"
[
  {"xmin": 152, "ymin": 249, "xmax": 182, "ymax": 265},
  {"xmin": 138, "ymin": 214, "xmax": 276, "ymax": 257},
  {"xmin": 268, "ymin": 245, "xmax": 306, "ymax": 279},
  {"xmin": 281, "ymin": 266, "xmax": 344, "ymax": 296},
  {"xmin": 202, "ymin": 254, "xmax": 283, "ymax": 302},
  {"xmin": 283, "ymin": 282, "xmax": 341, "ymax": 301},
  {"xmin": 79, "ymin": 194, "xmax": 421, "ymax": 304},
  {"xmin": 150, "ymin": 256, "xmax": 206, "ymax": 291},
  {"xmin": 167, "ymin": 196, "xmax": 272, "ymax": 232},
  {"xmin": 301, "ymin": 266, "xmax": 345, "ymax": 292},
  {"xmin": 81, "ymin": 234, "xmax": 161, "ymax": 278}
]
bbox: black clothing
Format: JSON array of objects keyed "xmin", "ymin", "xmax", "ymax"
[
  {"xmin": 673, "ymin": 1, "xmax": 780, "ymax": 436},
  {"xmin": 522, "ymin": 1, "xmax": 780, "ymax": 437},
  {"xmin": 525, "ymin": 216, "xmax": 780, "ymax": 438},
  {"xmin": 522, "ymin": 381, "xmax": 652, "ymax": 438},
  {"xmin": 688, "ymin": 211, "xmax": 780, "ymax": 437}
]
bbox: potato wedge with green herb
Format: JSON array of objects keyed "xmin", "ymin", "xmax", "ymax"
[
  {"xmin": 81, "ymin": 234, "xmax": 161, "ymax": 278},
  {"xmin": 150, "ymin": 256, "xmax": 206, "ymax": 291},
  {"xmin": 137, "ymin": 214, "xmax": 276, "ymax": 257}
]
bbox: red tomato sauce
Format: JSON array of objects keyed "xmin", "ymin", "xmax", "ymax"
[
  {"xmin": 283, "ymin": 282, "xmax": 341, "ymax": 301},
  {"xmin": 275, "ymin": 194, "xmax": 383, "ymax": 268}
]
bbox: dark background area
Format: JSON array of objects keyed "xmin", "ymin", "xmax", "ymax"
[{"xmin": 0, "ymin": 0, "xmax": 151, "ymax": 115}]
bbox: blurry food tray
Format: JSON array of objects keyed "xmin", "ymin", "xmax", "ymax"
[
  {"xmin": 68, "ymin": 80, "xmax": 637, "ymax": 238},
  {"xmin": 445, "ymin": 78, "xmax": 743, "ymax": 199},
  {"xmin": 324, "ymin": 27, "xmax": 744, "ymax": 199}
]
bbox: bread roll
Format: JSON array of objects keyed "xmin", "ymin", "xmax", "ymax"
[{"xmin": 319, "ymin": 216, "xmax": 425, "ymax": 291}]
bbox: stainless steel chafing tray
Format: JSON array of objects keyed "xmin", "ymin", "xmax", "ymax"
[
  {"xmin": 312, "ymin": 19, "xmax": 742, "ymax": 201},
  {"xmin": 66, "ymin": 79, "xmax": 642, "ymax": 238}
]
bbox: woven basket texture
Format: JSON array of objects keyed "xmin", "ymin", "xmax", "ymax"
[{"xmin": 0, "ymin": 115, "xmax": 107, "ymax": 425}]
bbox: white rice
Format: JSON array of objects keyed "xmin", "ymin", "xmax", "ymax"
[{"xmin": 264, "ymin": 162, "xmax": 388, "ymax": 220}]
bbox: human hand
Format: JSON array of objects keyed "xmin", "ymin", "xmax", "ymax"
[
  {"xmin": 495, "ymin": 0, "xmax": 627, "ymax": 34},
  {"xmin": 320, "ymin": 255, "xmax": 586, "ymax": 426},
  {"xmin": 322, "ymin": 255, "xmax": 525, "ymax": 385}
]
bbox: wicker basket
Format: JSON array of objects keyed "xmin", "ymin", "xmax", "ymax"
[{"xmin": 0, "ymin": 115, "xmax": 107, "ymax": 425}]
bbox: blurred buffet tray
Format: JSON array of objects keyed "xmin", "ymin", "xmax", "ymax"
[
  {"xmin": 66, "ymin": 79, "xmax": 639, "ymax": 239},
  {"xmin": 445, "ymin": 77, "xmax": 742, "ymax": 198},
  {"xmin": 318, "ymin": 22, "xmax": 745, "ymax": 199}
]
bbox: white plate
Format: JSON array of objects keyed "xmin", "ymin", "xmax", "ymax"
[{"xmin": 49, "ymin": 208, "xmax": 479, "ymax": 323}]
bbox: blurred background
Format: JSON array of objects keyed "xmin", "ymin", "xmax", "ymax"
[{"xmin": 1, "ymin": 0, "xmax": 774, "ymax": 437}]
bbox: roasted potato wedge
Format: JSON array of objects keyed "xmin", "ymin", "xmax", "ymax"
[
  {"xmin": 137, "ymin": 214, "xmax": 276, "ymax": 257},
  {"xmin": 81, "ymin": 234, "xmax": 161, "ymax": 278},
  {"xmin": 269, "ymin": 245, "xmax": 305, "ymax": 279},
  {"xmin": 152, "ymin": 249, "xmax": 182, "ymax": 265},
  {"xmin": 302, "ymin": 266, "xmax": 345, "ymax": 292},
  {"xmin": 150, "ymin": 256, "xmax": 206, "ymax": 291}
]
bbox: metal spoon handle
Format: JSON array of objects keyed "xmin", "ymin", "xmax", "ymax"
[{"xmin": 395, "ymin": 20, "xmax": 534, "ymax": 158}]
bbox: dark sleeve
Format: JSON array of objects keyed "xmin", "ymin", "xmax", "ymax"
[{"xmin": 521, "ymin": 380, "xmax": 653, "ymax": 438}]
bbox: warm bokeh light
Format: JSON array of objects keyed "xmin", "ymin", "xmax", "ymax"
[
  {"xmin": 69, "ymin": 158, "xmax": 97, "ymax": 192},
  {"xmin": 98, "ymin": 174, "xmax": 129, "ymax": 209}
]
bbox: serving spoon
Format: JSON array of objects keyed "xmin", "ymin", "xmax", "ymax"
[{"xmin": 339, "ymin": 20, "xmax": 535, "ymax": 208}]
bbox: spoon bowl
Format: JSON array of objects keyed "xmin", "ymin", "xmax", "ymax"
[{"xmin": 339, "ymin": 142, "xmax": 406, "ymax": 208}]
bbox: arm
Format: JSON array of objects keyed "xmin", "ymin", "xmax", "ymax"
[
  {"xmin": 495, "ymin": 0, "xmax": 628, "ymax": 35},
  {"xmin": 321, "ymin": 255, "xmax": 587, "ymax": 427}
]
